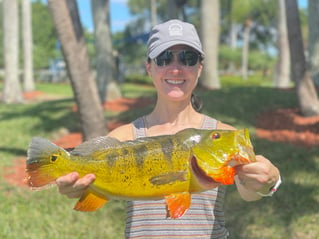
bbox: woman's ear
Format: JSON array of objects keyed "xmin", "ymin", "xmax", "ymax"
[
  {"xmin": 145, "ymin": 61, "xmax": 152, "ymax": 77},
  {"xmin": 197, "ymin": 61, "xmax": 203, "ymax": 78}
]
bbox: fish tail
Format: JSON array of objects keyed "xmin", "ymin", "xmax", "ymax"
[{"xmin": 26, "ymin": 137, "xmax": 70, "ymax": 189}]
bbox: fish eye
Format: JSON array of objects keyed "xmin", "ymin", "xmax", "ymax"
[
  {"xmin": 211, "ymin": 133, "xmax": 221, "ymax": 140},
  {"xmin": 51, "ymin": 155, "xmax": 58, "ymax": 162}
]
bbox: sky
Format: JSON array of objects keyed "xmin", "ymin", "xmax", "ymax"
[
  {"xmin": 78, "ymin": 0, "xmax": 131, "ymax": 33},
  {"xmin": 78, "ymin": 0, "xmax": 308, "ymax": 34}
]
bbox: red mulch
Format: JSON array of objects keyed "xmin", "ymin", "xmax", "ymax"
[
  {"xmin": 71, "ymin": 97, "xmax": 155, "ymax": 113},
  {"xmin": 3, "ymin": 91, "xmax": 319, "ymax": 188},
  {"xmin": 256, "ymin": 108, "xmax": 319, "ymax": 147},
  {"xmin": 23, "ymin": 91, "xmax": 45, "ymax": 100}
]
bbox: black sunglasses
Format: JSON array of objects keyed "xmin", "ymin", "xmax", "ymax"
[{"xmin": 153, "ymin": 50, "xmax": 202, "ymax": 67}]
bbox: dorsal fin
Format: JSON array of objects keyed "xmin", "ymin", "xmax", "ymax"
[{"xmin": 71, "ymin": 136, "xmax": 120, "ymax": 156}]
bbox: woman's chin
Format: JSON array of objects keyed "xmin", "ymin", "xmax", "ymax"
[{"xmin": 166, "ymin": 90, "xmax": 185, "ymax": 99}]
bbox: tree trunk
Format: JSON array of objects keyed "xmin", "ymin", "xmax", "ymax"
[
  {"xmin": 200, "ymin": 0, "xmax": 220, "ymax": 89},
  {"xmin": 91, "ymin": 0, "xmax": 121, "ymax": 103},
  {"xmin": 22, "ymin": 0, "xmax": 35, "ymax": 92},
  {"xmin": 308, "ymin": 0, "xmax": 319, "ymax": 86},
  {"xmin": 48, "ymin": 0, "xmax": 107, "ymax": 140},
  {"xmin": 227, "ymin": 22, "xmax": 238, "ymax": 74},
  {"xmin": 274, "ymin": 0, "xmax": 290, "ymax": 88},
  {"xmin": 167, "ymin": 0, "xmax": 178, "ymax": 19},
  {"xmin": 150, "ymin": 0, "xmax": 157, "ymax": 27},
  {"xmin": 2, "ymin": 0, "xmax": 23, "ymax": 103},
  {"xmin": 285, "ymin": 0, "xmax": 319, "ymax": 116},
  {"xmin": 241, "ymin": 18, "xmax": 251, "ymax": 80}
]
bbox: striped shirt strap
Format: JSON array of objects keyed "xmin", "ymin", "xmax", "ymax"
[{"xmin": 132, "ymin": 116, "xmax": 147, "ymax": 139}]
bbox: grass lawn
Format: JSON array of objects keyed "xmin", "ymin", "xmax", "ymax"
[{"xmin": 0, "ymin": 80, "xmax": 318, "ymax": 238}]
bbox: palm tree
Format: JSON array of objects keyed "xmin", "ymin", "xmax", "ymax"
[
  {"xmin": 150, "ymin": 0, "xmax": 157, "ymax": 27},
  {"xmin": 285, "ymin": 0, "xmax": 319, "ymax": 116},
  {"xmin": 274, "ymin": 0, "xmax": 290, "ymax": 88},
  {"xmin": 200, "ymin": 0, "xmax": 220, "ymax": 89},
  {"xmin": 48, "ymin": 0, "xmax": 107, "ymax": 140},
  {"xmin": 2, "ymin": 0, "xmax": 23, "ymax": 103},
  {"xmin": 91, "ymin": 0, "xmax": 121, "ymax": 103},
  {"xmin": 241, "ymin": 18, "xmax": 251, "ymax": 80},
  {"xmin": 22, "ymin": 0, "xmax": 35, "ymax": 92},
  {"xmin": 308, "ymin": 0, "xmax": 319, "ymax": 86}
]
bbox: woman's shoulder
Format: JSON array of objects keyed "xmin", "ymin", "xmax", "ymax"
[
  {"xmin": 216, "ymin": 120, "xmax": 236, "ymax": 130},
  {"xmin": 202, "ymin": 114, "xmax": 235, "ymax": 130},
  {"xmin": 107, "ymin": 123, "xmax": 134, "ymax": 141}
]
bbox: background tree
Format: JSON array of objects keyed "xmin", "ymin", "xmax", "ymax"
[
  {"xmin": 32, "ymin": 0, "xmax": 58, "ymax": 69},
  {"xmin": 150, "ymin": 0, "xmax": 157, "ymax": 27},
  {"xmin": 200, "ymin": 0, "xmax": 220, "ymax": 89},
  {"xmin": 308, "ymin": 0, "xmax": 319, "ymax": 86},
  {"xmin": 224, "ymin": 0, "xmax": 277, "ymax": 78},
  {"xmin": 285, "ymin": 0, "xmax": 319, "ymax": 116},
  {"xmin": 223, "ymin": 0, "xmax": 238, "ymax": 73},
  {"xmin": 2, "ymin": 0, "xmax": 23, "ymax": 103},
  {"xmin": 167, "ymin": 0, "xmax": 178, "ymax": 19},
  {"xmin": 91, "ymin": 0, "xmax": 121, "ymax": 103},
  {"xmin": 48, "ymin": 0, "xmax": 107, "ymax": 140},
  {"xmin": 22, "ymin": 0, "xmax": 35, "ymax": 92},
  {"xmin": 230, "ymin": 0, "xmax": 255, "ymax": 80},
  {"xmin": 274, "ymin": 0, "xmax": 290, "ymax": 88},
  {"xmin": 241, "ymin": 18, "xmax": 252, "ymax": 80}
]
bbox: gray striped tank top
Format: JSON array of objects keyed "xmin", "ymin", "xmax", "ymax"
[{"xmin": 125, "ymin": 115, "xmax": 229, "ymax": 239}]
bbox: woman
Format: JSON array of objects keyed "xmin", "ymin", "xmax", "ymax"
[{"xmin": 56, "ymin": 19, "xmax": 281, "ymax": 238}]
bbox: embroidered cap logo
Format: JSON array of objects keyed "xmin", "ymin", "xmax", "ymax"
[{"xmin": 168, "ymin": 23, "xmax": 183, "ymax": 37}]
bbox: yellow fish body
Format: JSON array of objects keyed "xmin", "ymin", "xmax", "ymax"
[{"xmin": 26, "ymin": 128, "xmax": 256, "ymax": 218}]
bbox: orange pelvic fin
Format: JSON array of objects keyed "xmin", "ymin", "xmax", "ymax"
[
  {"xmin": 74, "ymin": 188, "xmax": 108, "ymax": 212},
  {"xmin": 209, "ymin": 167, "xmax": 235, "ymax": 185},
  {"xmin": 165, "ymin": 192, "xmax": 191, "ymax": 219}
]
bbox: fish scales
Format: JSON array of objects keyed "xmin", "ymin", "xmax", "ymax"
[
  {"xmin": 61, "ymin": 136, "xmax": 191, "ymax": 199},
  {"xmin": 99, "ymin": 135, "xmax": 192, "ymax": 198}
]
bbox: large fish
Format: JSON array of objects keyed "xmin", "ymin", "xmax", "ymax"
[{"xmin": 26, "ymin": 128, "xmax": 256, "ymax": 218}]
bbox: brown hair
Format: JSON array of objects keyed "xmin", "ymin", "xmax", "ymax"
[{"xmin": 191, "ymin": 93, "xmax": 203, "ymax": 112}]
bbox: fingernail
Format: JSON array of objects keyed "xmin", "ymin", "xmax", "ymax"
[
  {"xmin": 88, "ymin": 174, "xmax": 96, "ymax": 181},
  {"xmin": 71, "ymin": 172, "xmax": 78, "ymax": 180}
]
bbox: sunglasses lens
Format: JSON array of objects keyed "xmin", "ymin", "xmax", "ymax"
[
  {"xmin": 154, "ymin": 51, "xmax": 173, "ymax": 66},
  {"xmin": 179, "ymin": 51, "xmax": 199, "ymax": 66},
  {"xmin": 153, "ymin": 50, "xmax": 200, "ymax": 67}
]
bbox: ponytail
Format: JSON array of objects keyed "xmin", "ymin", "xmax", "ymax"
[{"xmin": 191, "ymin": 93, "xmax": 203, "ymax": 112}]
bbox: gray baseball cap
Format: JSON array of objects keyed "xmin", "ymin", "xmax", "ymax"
[{"xmin": 147, "ymin": 19, "xmax": 205, "ymax": 59}]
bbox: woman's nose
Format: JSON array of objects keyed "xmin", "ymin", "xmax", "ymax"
[{"xmin": 168, "ymin": 55, "xmax": 182, "ymax": 71}]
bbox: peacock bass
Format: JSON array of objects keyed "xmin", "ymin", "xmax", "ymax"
[{"xmin": 26, "ymin": 128, "xmax": 256, "ymax": 219}]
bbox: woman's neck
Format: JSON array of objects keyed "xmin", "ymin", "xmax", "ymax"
[{"xmin": 144, "ymin": 100, "xmax": 203, "ymax": 136}]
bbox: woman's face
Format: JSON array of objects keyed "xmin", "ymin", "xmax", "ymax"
[{"xmin": 146, "ymin": 45, "xmax": 203, "ymax": 102}]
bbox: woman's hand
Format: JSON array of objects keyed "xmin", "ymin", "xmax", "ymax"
[
  {"xmin": 235, "ymin": 155, "xmax": 280, "ymax": 201},
  {"xmin": 56, "ymin": 172, "xmax": 96, "ymax": 199}
]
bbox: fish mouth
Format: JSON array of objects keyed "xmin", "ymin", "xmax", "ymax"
[{"xmin": 191, "ymin": 156, "xmax": 219, "ymax": 188}]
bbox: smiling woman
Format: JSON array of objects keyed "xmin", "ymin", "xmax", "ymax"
[
  {"xmin": 55, "ymin": 19, "xmax": 281, "ymax": 239},
  {"xmin": 146, "ymin": 44, "xmax": 204, "ymax": 103}
]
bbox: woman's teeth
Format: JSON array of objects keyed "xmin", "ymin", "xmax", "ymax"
[{"xmin": 166, "ymin": 80, "xmax": 184, "ymax": 85}]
